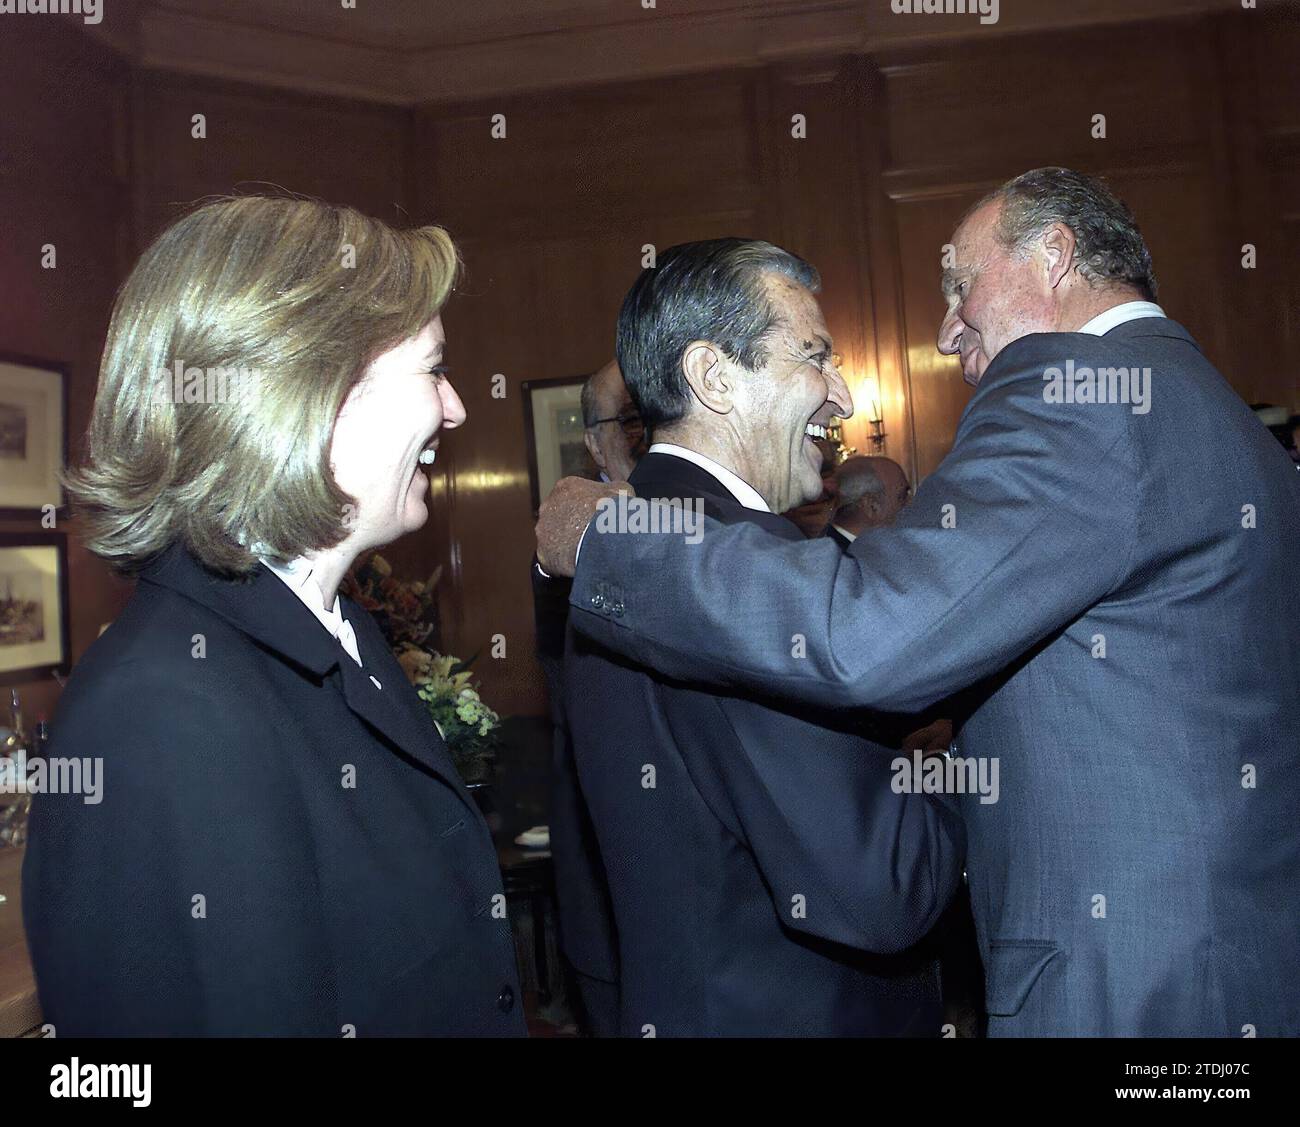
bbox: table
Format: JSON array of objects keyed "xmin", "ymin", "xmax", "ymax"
[
  {"xmin": 0, "ymin": 846, "xmax": 40, "ymax": 1037},
  {"xmin": 497, "ymin": 841, "xmax": 557, "ymax": 1007}
]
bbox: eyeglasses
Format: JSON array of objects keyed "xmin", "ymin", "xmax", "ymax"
[{"xmin": 587, "ymin": 413, "xmax": 645, "ymax": 440}]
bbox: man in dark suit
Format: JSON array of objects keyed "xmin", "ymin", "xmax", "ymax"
[
  {"xmin": 540, "ymin": 169, "xmax": 1300, "ymax": 1036},
  {"xmin": 564, "ymin": 238, "xmax": 965, "ymax": 1037},
  {"xmin": 532, "ymin": 360, "xmax": 644, "ymax": 1036}
]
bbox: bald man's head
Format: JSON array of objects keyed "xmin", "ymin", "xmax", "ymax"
[{"xmin": 832, "ymin": 456, "xmax": 910, "ymax": 533}]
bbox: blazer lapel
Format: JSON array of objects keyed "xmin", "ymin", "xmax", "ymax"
[
  {"xmin": 141, "ymin": 545, "xmax": 478, "ymax": 813},
  {"xmin": 340, "ymin": 602, "xmax": 479, "ymax": 813}
]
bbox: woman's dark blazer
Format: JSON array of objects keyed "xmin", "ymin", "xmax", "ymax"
[{"xmin": 22, "ymin": 543, "xmax": 525, "ymax": 1036}]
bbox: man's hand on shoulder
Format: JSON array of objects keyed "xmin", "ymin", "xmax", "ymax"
[{"xmin": 536, "ymin": 476, "xmax": 635, "ymax": 578}]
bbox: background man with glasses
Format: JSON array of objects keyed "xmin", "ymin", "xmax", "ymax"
[
  {"xmin": 536, "ymin": 358, "xmax": 645, "ymax": 1034},
  {"xmin": 582, "ymin": 358, "xmax": 648, "ymax": 483}
]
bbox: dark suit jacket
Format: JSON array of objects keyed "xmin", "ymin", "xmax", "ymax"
[
  {"xmin": 569, "ymin": 319, "xmax": 1300, "ymax": 1037},
  {"xmin": 23, "ymin": 544, "xmax": 525, "ymax": 1036},
  {"xmin": 565, "ymin": 451, "xmax": 965, "ymax": 1037},
  {"xmin": 530, "ymin": 559, "xmax": 620, "ymax": 1030}
]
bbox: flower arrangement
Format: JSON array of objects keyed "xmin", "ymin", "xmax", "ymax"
[
  {"xmin": 344, "ymin": 553, "xmax": 503, "ymax": 785},
  {"xmin": 397, "ymin": 646, "xmax": 502, "ymax": 785},
  {"xmin": 342, "ymin": 553, "xmax": 441, "ymax": 651}
]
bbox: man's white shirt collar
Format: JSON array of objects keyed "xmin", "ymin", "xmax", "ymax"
[
  {"xmin": 648, "ymin": 443, "xmax": 771, "ymax": 512},
  {"xmin": 1077, "ymin": 301, "xmax": 1166, "ymax": 337},
  {"xmin": 831, "ymin": 524, "xmax": 858, "ymax": 543},
  {"xmin": 259, "ymin": 556, "xmax": 364, "ymax": 668}
]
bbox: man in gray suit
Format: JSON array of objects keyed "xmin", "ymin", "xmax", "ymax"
[{"xmin": 537, "ymin": 167, "xmax": 1300, "ymax": 1036}]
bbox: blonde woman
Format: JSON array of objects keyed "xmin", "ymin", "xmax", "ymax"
[{"xmin": 23, "ymin": 197, "xmax": 525, "ymax": 1036}]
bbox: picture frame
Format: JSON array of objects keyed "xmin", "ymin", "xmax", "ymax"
[
  {"xmin": 0, "ymin": 531, "xmax": 71, "ymax": 686},
  {"xmin": 521, "ymin": 376, "xmax": 598, "ymax": 513},
  {"xmin": 0, "ymin": 353, "xmax": 68, "ymax": 518}
]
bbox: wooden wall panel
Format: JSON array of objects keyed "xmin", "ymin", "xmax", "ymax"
[
  {"xmin": 0, "ymin": 21, "xmax": 133, "ymax": 726},
  {"xmin": 1103, "ymin": 169, "xmax": 1230, "ymax": 365},
  {"xmin": 883, "ymin": 28, "xmax": 1206, "ymax": 181},
  {"xmin": 891, "ymin": 192, "xmax": 978, "ymax": 482},
  {"xmin": 129, "ymin": 71, "xmax": 412, "ymax": 247},
  {"xmin": 406, "ymin": 72, "xmax": 779, "ymax": 715},
  {"xmin": 1253, "ymin": 13, "xmax": 1300, "ymax": 136},
  {"xmin": 1247, "ymin": 10, "xmax": 1300, "ymax": 407},
  {"xmin": 422, "ymin": 73, "xmax": 761, "ymax": 241},
  {"xmin": 761, "ymin": 61, "xmax": 912, "ymax": 472},
  {"xmin": 1270, "ymin": 150, "xmax": 1300, "ymax": 406},
  {"xmin": 873, "ymin": 12, "xmax": 1300, "ymax": 488}
]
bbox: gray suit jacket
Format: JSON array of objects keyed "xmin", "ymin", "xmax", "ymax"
[{"xmin": 569, "ymin": 318, "xmax": 1300, "ymax": 1036}]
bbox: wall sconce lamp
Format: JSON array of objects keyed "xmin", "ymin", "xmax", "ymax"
[{"xmin": 851, "ymin": 364, "xmax": 887, "ymax": 454}]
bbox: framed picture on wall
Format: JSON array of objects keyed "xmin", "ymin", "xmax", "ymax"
[
  {"xmin": 0, "ymin": 353, "xmax": 67, "ymax": 518},
  {"xmin": 521, "ymin": 376, "xmax": 598, "ymax": 513},
  {"xmin": 0, "ymin": 531, "xmax": 71, "ymax": 686}
]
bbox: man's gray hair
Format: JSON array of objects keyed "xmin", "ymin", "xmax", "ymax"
[
  {"xmin": 978, "ymin": 167, "xmax": 1157, "ymax": 301},
  {"xmin": 616, "ymin": 238, "xmax": 821, "ymax": 430}
]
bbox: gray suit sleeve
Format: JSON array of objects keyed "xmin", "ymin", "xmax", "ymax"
[{"xmin": 569, "ymin": 341, "xmax": 1140, "ymax": 714}]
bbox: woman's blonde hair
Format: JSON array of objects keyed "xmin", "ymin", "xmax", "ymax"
[{"xmin": 67, "ymin": 195, "xmax": 459, "ymax": 575}]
